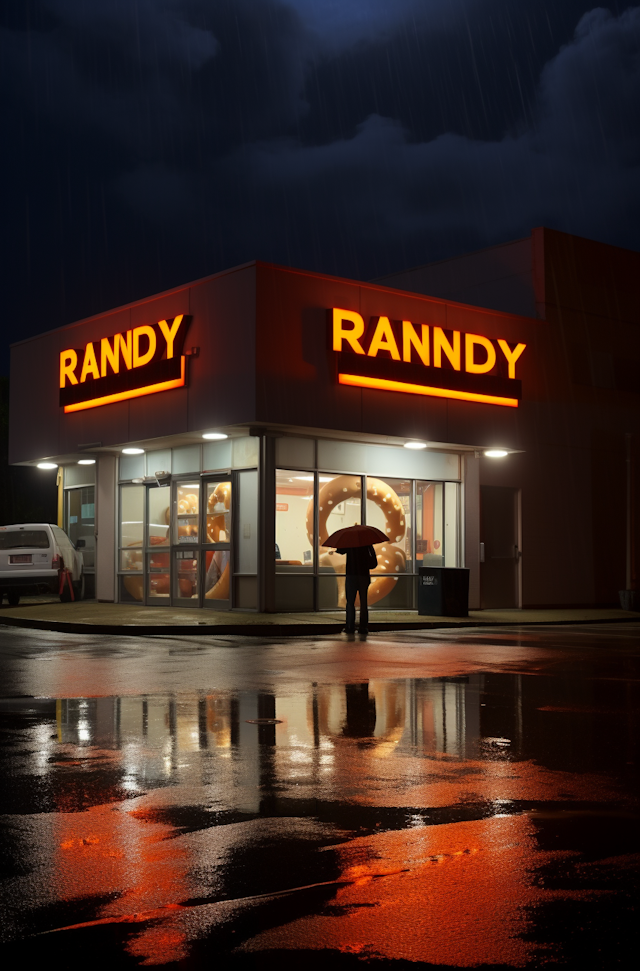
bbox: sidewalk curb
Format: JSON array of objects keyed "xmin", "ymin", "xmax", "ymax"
[{"xmin": 1, "ymin": 614, "xmax": 639, "ymax": 638}]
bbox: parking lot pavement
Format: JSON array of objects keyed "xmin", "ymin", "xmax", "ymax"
[{"xmin": 0, "ymin": 622, "xmax": 639, "ymax": 968}]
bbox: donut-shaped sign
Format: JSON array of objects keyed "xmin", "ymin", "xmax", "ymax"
[{"xmin": 306, "ymin": 474, "xmax": 407, "ymax": 605}]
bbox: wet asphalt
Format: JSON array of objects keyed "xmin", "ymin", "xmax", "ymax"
[{"xmin": 0, "ymin": 622, "xmax": 639, "ymax": 969}]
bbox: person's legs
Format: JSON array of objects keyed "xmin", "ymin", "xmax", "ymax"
[
  {"xmin": 358, "ymin": 576, "xmax": 370, "ymax": 632},
  {"xmin": 344, "ymin": 576, "xmax": 357, "ymax": 632}
]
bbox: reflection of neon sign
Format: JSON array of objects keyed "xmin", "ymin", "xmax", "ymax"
[
  {"xmin": 332, "ymin": 309, "xmax": 526, "ymax": 408},
  {"xmin": 59, "ymin": 315, "xmax": 190, "ymax": 413}
]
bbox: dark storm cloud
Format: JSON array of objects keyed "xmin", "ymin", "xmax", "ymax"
[
  {"xmin": 0, "ymin": 1, "xmax": 638, "ymax": 367},
  {"xmin": 118, "ymin": 5, "xmax": 640, "ymax": 271}
]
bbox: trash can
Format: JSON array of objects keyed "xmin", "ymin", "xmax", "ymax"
[{"xmin": 418, "ymin": 567, "xmax": 470, "ymax": 617}]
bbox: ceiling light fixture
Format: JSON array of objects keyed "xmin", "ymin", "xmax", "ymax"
[
  {"xmin": 203, "ymin": 432, "xmax": 228, "ymax": 440},
  {"xmin": 404, "ymin": 441, "xmax": 427, "ymax": 450},
  {"xmin": 122, "ymin": 447, "xmax": 144, "ymax": 455},
  {"xmin": 484, "ymin": 449, "xmax": 509, "ymax": 458},
  {"xmin": 37, "ymin": 462, "xmax": 58, "ymax": 470},
  {"xmin": 78, "ymin": 459, "xmax": 96, "ymax": 465}
]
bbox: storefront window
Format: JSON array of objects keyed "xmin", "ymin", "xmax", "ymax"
[
  {"xmin": 276, "ymin": 470, "xmax": 314, "ymax": 572},
  {"xmin": 66, "ymin": 486, "xmax": 95, "ymax": 572},
  {"xmin": 175, "ymin": 482, "xmax": 200, "ymax": 545},
  {"xmin": 205, "ymin": 481, "xmax": 232, "ymax": 544},
  {"xmin": 148, "ymin": 485, "xmax": 170, "ymax": 546},
  {"xmin": 318, "ymin": 474, "xmax": 363, "ymax": 575},
  {"xmin": 119, "ymin": 484, "xmax": 144, "ymax": 602},
  {"xmin": 365, "ymin": 476, "xmax": 412, "ymax": 609},
  {"xmin": 416, "ymin": 481, "xmax": 444, "ymax": 566},
  {"xmin": 120, "ymin": 484, "xmax": 144, "ymax": 547}
]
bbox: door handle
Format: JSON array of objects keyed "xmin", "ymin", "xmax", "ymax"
[
  {"xmin": 514, "ymin": 546, "xmax": 522, "ymax": 560},
  {"xmin": 479, "ymin": 542, "xmax": 485, "ymax": 563}
]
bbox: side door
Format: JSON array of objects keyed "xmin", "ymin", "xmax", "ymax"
[
  {"xmin": 201, "ymin": 476, "xmax": 232, "ymax": 610},
  {"xmin": 480, "ymin": 485, "xmax": 521, "ymax": 608}
]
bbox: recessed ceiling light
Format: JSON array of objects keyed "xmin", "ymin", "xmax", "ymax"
[
  {"xmin": 484, "ymin": 449, "xmax": 509, "ymax": 458},
  {"xmin": 37, "ymin": 462, "xmax": 58, "ymax": 470},
  {"xmin": 78, "ymin": 459, "xmax": 96, "ymax": 465},
  {"xmin": 122, "ymin": 447, "xmax": 144, "ymax": 455},
  {"xmin": 203, "ymin": 432, "xmax": 228, "ymax": 440},
  {"xmin": 404, "ymin": 441, "xmax": 427, "ymax": 450}
]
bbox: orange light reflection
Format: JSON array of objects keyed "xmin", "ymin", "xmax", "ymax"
[
  {"xmin": 338, "ymin": 371, "xmax": 519, "ymax": 407},
  {"xmin": 63, "ymin": 357, "xmax": 186, "ymax": 412}
]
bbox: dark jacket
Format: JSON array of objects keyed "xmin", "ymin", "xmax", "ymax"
[{"xmin": 336, "ymin": 545, "xmax": 378, "ymax": 577}]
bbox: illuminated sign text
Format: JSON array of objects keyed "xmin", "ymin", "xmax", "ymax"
[
  {"xmin": 332, "ymin": 309, "xmax": 526, "ymax": 407},
  {"xmin": 59, "ymin": 314, "xmax": 191, "ymax": 413}
]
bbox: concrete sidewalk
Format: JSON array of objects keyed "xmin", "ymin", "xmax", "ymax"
[{"xmin": 0, "ymin": 598, "xmax": 638, "ymax": 636}]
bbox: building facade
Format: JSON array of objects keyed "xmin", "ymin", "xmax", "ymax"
[{"xmin": 9, "ymin": 228, "xmax": 639, "ymax": 611}]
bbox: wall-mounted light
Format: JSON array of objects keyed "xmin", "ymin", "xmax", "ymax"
[
  {"xmin": 404, "ymin": 441, "xmax": 428, "ymax": 450},
  {"xmin": 484, "ymin": 449, "xmax": 509, "ymax": 458},
  {"xmin": 122, "ymin": 447, "xmax": 144, "ymax": 455},
  {"xmin": 202, "ymin": 432, "xmax": 228, "ymax": 440},
  {"xmin": 37, "ymin": 462, "xmax": 58, "ymax": 470},
  {"xmin": 78, "ymin": 459, "xmax": 96, "ymax": 465}
]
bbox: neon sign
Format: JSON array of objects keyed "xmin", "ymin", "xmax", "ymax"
[
  {"xmin": 332, "ymin": 309, "xmax": 526, "ymax": 407},
  {"xmin": 59, "ymin": 314, "xmax": 191, "ymax": 413}
]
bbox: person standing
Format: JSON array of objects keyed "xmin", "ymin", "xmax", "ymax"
[{"xmin": 336, "ymin": 544, "xmax": 377, "ymax": 635}]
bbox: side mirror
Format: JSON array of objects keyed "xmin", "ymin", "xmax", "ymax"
[{"xmin": 76, "ymin": 539, "xmax": 86, "ymax": 549}]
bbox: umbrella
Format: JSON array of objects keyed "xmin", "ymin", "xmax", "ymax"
[{"xmin": 323, "ymin": 524, "xmax": 387, "ymax": 548}]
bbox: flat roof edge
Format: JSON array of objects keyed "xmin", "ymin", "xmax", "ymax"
[{"xmin": 9, "ymin": 260, "xmax": 260, "ymax": 348}]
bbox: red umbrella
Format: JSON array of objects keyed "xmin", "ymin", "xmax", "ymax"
[{"xmin": 323, "ymin": 524, "xmax": 387, "ymax": 548}]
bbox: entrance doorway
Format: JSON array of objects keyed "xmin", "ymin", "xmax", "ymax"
[
  {"xmin": 126, "ymin": 476, "xmax": 232, "ymax": 609},
  {"xmin": 480, "ymin": 485, "xmax": 521, "ymax": 608},
  {"xmin": 171, "ymin": 475, "xmax": 232, "ymax": 609}
]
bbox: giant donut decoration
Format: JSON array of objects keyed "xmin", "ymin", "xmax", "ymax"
[
  {"xmin": 306, "ymin": 475, "xmax": 407, "ymax": 606},
  {"xmin": 205, "ymin": 563, "xmax": 230, "ymax": 600},
  {"xmin": 207, "ymin": 481, "xmax": 231, "ymax": 543}
]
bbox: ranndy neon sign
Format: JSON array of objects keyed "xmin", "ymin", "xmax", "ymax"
[
  {"xmin": 332, "ymin": 308, "xmax": 526, "ymax": 407},
  {"xmin": 59, "ymin": 314, "xmax": 191, "ymax": 413}
]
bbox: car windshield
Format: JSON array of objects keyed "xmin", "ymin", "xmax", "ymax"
[{"xmin": 0, "ymin": 530, "xmax": 50, "ymax": 550}]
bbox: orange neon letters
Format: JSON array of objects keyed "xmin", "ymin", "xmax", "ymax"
[
  {"xmin": 497, "ymin": 340, "xmax": 527, "ymax": 379},
  {"xmin": 133, "ymin": 326, "xmax": 156, "ymax": 368},
  {"xmin": 80, "ymin": 343, "xmax": 100, "ymax": 383},
  {"xmin": 367, "ymin": 317, "xmax": 401, "ymax": 360},
  {"xmin": 402, "ymin": 321, "xmax": 430, "ymax": 366},
  {"xmin": 332, "ymin": 308, "xmax": 366, "ymax": 354},
  {"xmin": 158, "ymin": 315, "xmax": 184, "ymax": 358},
  {"xmin": 59, "ymin": 349, "xmax": 78, "ymax": 388},
  {"xmin": 433, "ymin": 327, "xmax": 461, "ymax": 371},
  {"xmin": 465, "ymin": 333, "xmax": 497, "ymax": 374},
  {"xmin": 60, "ymin": 316, "xmax": 186, "ymax": 389}
]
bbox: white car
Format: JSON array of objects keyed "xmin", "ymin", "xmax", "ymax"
[{"xmin": 0, "ymin": 524, "xmax": 85, "ymax": 606}]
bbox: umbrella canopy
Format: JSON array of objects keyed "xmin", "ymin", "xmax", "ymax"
[{"xmin": 323, "ymin": 524, "xmax": 387, "ymax": 548}]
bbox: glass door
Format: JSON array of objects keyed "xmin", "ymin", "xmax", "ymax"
[
  {"xmin": 171, "ymin": 480, "xmax": 202, "ymax": 607},
  {"xmin": 146, "ymin": 483, "xmax": 171, "ymax": 604},
  {"xmin": 202, "ymin": 476, "xmax": 232, "ymax": 610}
]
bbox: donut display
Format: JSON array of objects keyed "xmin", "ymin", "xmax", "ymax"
[
  {"xmin": 123, "ymin": 541, "xmax": 144, "ymax": 601},
  {"xmin": 205, "ymin": 562, "xmax": 230, "ymax": 600},
  {"xmin": 306, "ymin": 474, "xmax": 407, "ymax": 606},
  {"xmin": 206, "ymin": 481, "xmax": 231, "ymax": 543},
  {"xmin": 178, "ymin": 493, "xmax": 199, "ymax": 515}
]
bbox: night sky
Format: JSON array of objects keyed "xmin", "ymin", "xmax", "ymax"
[{"xmin": 2, "ymin": 1, "xmax": 639, "ymax": 373}]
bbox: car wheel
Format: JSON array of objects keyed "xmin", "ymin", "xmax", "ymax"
[
  {"xmin": 7, "ymin": 591, "xmax": 20, "ymax": 606},
  {"xmin": 73, "ymin": 572, "xmax": 85, "ymax": 601}
]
